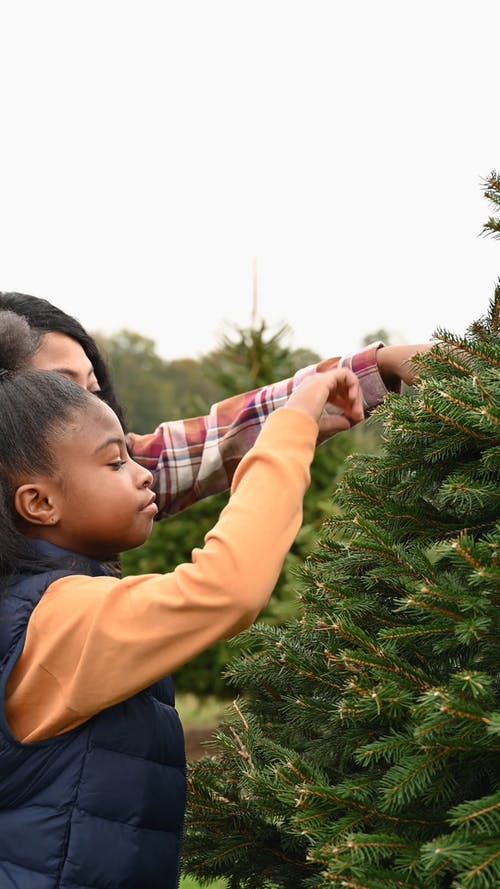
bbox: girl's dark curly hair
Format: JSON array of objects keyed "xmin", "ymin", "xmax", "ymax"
[{"xmin": 0, "ymin": 311, "xmax": 92, "ymax": 581}]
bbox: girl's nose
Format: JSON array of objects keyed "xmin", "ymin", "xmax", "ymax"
[
  {"xmin": 133, "ymin": 459, "xmax": 153, "ymax": 489},
  {"xmin": 142, "ymin": 468, "xmax": 154, "ymax": 488}
]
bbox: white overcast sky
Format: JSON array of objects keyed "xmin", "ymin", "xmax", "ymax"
[{"xmin": 1, "ymin": 1, "xmax": 499, "ymax": 362}]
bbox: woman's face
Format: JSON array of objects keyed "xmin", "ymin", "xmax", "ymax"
[{"xmin": 30, "ymin": 331, "xmax": 100, "ymax": 394}]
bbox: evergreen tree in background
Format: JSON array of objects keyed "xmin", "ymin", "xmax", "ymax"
[{"xmin": 182, "ymin": 173, "xmax": 500, "ymax": 888}]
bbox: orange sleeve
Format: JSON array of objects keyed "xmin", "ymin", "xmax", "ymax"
[{"xmin": 6, "ymin": 408, "xmax": 317, "ymax": 743}]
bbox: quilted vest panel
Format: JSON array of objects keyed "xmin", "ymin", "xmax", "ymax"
[{"xmin": 0, "ymin": 542, "xmax": 186, "ymax": 889}]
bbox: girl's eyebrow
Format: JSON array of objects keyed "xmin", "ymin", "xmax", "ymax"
[{"xmin": 93, "ymin": 436, "xmax": 124, "ymax": 455}]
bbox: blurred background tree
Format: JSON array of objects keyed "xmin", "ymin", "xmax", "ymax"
[{"xmin": 93, "ymin": 329, "xmax": 220, "ymax": 428}]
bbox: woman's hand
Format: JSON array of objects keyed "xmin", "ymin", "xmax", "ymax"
[{"xmin": 376, "ymin": 342, "xmax": 434, "ymax": 389}]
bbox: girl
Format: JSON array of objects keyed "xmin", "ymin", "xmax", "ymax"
[
  {"xmin": 0, "ymin": 311, "xmax": 363, "ymax": 888},
  {"xmin": 0, "ymin": 291, "xmax": 431, "ymax": 519}
]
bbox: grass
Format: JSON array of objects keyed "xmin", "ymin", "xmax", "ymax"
[
  {"xmin": 180, "ymin": 877, "xmax": 227, "ymax": 889},
  {"xmin": 175, "ymin": 692, "xmax": 231, "ymax": 728}
]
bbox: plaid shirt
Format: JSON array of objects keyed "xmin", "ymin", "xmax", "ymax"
[{"xmin": 128, "ymin": 342, "xmax": 391, "ymax": 518}]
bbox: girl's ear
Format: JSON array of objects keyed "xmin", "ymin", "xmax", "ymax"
[{"xmin": 14, "ymin": 483, "xmax": 60, "ymax": 527}]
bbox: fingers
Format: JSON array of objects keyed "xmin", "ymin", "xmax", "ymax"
[
  {"xmin": 286, "ymin": 368, "xmax": 364, "ymax": 427},
  {"xmin": 325, "ymin": 368, "xmax": 364, "ymax": 423}
]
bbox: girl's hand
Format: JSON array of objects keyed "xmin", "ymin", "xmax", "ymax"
[{"xmin": 285, "ymin": 368, "xmax": 364, "ymax": 435}]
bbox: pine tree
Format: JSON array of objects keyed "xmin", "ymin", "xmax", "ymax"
[{"xmin": 182, "ymin": 174, "xmax": 500, "ymax": 889}]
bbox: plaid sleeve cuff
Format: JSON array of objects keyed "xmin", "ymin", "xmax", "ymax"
[{"xmin": 340, "ymin": 341, "xmax": 398, "ymax": 413}]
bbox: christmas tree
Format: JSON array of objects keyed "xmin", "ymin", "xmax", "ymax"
[{"xmin": 182, "ymin": 173, "xmax": 500, "ymax": 889}]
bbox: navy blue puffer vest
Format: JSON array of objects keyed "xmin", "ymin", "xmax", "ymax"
[{"xmin": 0, "ymin": 541, "xmax": 186, "ymax": 889}]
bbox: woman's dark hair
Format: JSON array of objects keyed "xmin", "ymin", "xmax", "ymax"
[
  {"xmin": 0, "ymin": 291, "xmax": 127, "ymax": 431},
  {"xmin": 0, "ymin": 311, "xmax": 92, "ymax": 581}
]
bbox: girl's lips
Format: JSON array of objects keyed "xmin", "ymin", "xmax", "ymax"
[{"xmin": 141, "ymin": 495, "xmax": 158, "ymax": 516}]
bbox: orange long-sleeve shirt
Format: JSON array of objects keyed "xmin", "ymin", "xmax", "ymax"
[{"xmin": 6, "ymin": 408, "xmax": 317, "ymax": 744}]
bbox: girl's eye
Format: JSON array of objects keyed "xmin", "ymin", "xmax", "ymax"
[{"xmin": 110, "ymin": 460, "xmax": 126, "ymax": 470}]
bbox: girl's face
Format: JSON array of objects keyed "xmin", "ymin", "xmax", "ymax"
[
  {"xmin": 30, "ymin": 332, "xmax": 100, "ymax": 394},
  {"xmin": 22, "ymin": 398, "xmax": 157, "ymax": 559}
]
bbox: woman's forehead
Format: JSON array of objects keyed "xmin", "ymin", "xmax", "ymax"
[
  {"xmin": 32, "ymin": 331, "xmax": 92, "ymax": 372},
  {"xmin": 31, "ymin": 332, "xmax": 99, "ymax": 392}
]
